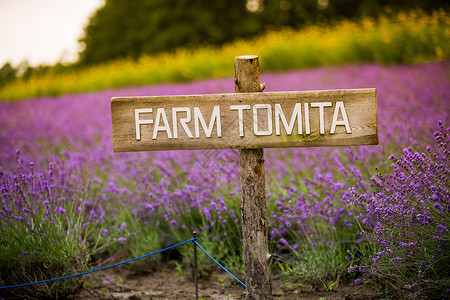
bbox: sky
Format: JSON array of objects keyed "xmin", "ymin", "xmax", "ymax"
[{"xmin": 0, "ymin": 0, "xmax": 104, "ymax": 68}]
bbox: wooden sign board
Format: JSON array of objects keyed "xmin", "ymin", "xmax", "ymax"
[{"xmin": 111, "ymin": 88, "xmax": 377, "ymax": 152}]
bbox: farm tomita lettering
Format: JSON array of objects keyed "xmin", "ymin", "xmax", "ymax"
[
  {"xmin": 135, "ymin": 101, "xmax": 351, "ymax": 140},
  {"xmin": 111, "ymin": 88, "xmax": 377, "ymax": 151}
]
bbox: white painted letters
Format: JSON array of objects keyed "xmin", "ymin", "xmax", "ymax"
[
  {"xmin": 303, "ymin": 103, "xmax": 310, "ymax": 135},
  {"xmin": 310, "ymin": 102, "xmax": 332, "ymax": 134},
  {"xmin": 330, "ymin": 101, "xmax": 351, "ymax": 134},
  {"xmin": 275, "ymin": 103, "xmax": 302, "ymax": 135},
  {"xmin": 230, "ymin": 105, "xmax": 251, "ymax": 137},
  {"xmin": 134, "ymin": 101, "xmax": 352, "ymax": 141},
  {"xmin": 194, "ymin": 106, "xmax": 222, "ymax": 138},
  {"xmin": 135, "ymin": 108, "xmax": 153, "ymax": 140},
  {"xmin": 172, "ymin": 108, "xmax": 193, "ymax": 138},
  {"xmin": 253, "ymin": 104, "xmax": 272, "ymax": 136},
  {"xmin": 152, "ymin": 108, "xmax": 172, "ymax": 140},
  {"xmin": 114, "ymin": 89, "xmax": 377, "ymax": 151}
]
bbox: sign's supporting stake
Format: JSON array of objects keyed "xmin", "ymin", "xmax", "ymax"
[
  {"xmin": 193, "ymin": 231, "xmax": 198, "ymax": 300},
  {"xmin": 235, "ymin": 55, "xmax": 272, "ymax": 299}
]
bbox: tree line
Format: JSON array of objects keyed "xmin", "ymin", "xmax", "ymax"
[
  {"xmin": 78, "ymin": 0, "xmax": 446, "ymax": 65},
  {"xmin": 1, "ymin": 0, "xmax": 446, "ymax": 86}
]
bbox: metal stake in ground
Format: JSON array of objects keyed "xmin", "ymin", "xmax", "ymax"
[
  {"xmin": 193, "ymin": 231, "xmax": 198, "ymax": 300},
  {"xmin": 235, "ymin": 55, "xmax": 272, "ymax": 299}
]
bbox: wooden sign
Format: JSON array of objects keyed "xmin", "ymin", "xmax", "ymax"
[
  {"xmin": 111, "ymin": 88, "xmax": 377, "ymax": 152},
  {"xmin": 110, "ymin": 55, "xmax": 378, "ymax": 298}
]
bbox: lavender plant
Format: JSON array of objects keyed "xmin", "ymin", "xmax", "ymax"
[
  {"xmin": 0, "ymin": 61, "xmax": 448, "ymax": 296},
  {"xmin": 0, "ymin": 152, "xmax": 127, "ymax": 298},
  {"xmin": 347, "ymin": 121, "xmax": 450, "ymax": 299},
  {"xmin": 264, "ymin": 146, "xmax": 370, "ymax": 289}
]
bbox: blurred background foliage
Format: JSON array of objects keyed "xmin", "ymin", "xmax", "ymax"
[
  {"xmin": 0, "ymin": 0, "xmax": 448, "ymax": 99},
  {"xmin": 77, "ymin": 0, "xmax": 446, "ymax": 65}
]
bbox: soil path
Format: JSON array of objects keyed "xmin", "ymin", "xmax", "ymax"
[{"xmin": 77, "ymin": 266, "xmax": 379, "ymax": 300}]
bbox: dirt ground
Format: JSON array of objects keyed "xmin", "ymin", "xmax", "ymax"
[{"xmin": 76, "ymin": 266, "xmax": 380, "ymax": 300}]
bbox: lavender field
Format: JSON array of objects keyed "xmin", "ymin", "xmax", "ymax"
[{"xmin": 1, "ymin": 61, "xmax": 449, "ymax": 298}]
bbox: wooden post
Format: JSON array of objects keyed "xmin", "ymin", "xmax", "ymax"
[
  {"xmin": 235, "ymin": 55, "xmax": 272, "ymax": 299},
  {"xmin": 111, "ymin": 55, "xmax": 377, "ymax": 298}
]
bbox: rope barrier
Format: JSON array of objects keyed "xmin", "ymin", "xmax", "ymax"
[
  {"xmin": 0, "ymin": 237, "xmax": 246, "ymax": 290},
  {"xmin": 194, "ymin": 240, "xmax": 246, "ymax": 288},
  {"xmin": 0, "ymin": 238, "xmax": 196, "ymax": 290}
]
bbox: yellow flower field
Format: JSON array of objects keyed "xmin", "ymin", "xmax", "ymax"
[{"xmin": 0, "ymin": 9, "xmax": 448, "ymax": 101}]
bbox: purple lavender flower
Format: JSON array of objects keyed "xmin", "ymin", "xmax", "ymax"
[
  {"xmin": 346, "ymin": 121, "xmax": 450, "ymax": 298},
  {"xmin": 0, "ymin": 61, "xmax": 448, "ymax": 297},
  {"xmin": 118, "ymin": 222, "xmax": 126, "ymax": 232}
]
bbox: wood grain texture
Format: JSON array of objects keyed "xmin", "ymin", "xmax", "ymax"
[
  {"xmin": 235, "ymin": 56, "xmax": 272, "ymax": 299},
  {"xmin": 111, "ymin": 89, "xmax": 377, "ymax": 152}
]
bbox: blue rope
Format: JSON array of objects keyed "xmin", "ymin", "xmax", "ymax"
[
  {"xmin": 0, "ymin": 238, "xmax": 196, "ymax": 290},
  {"xmin": 194, "ymin": 240, "xmax": 246, "ymax": 288}
]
